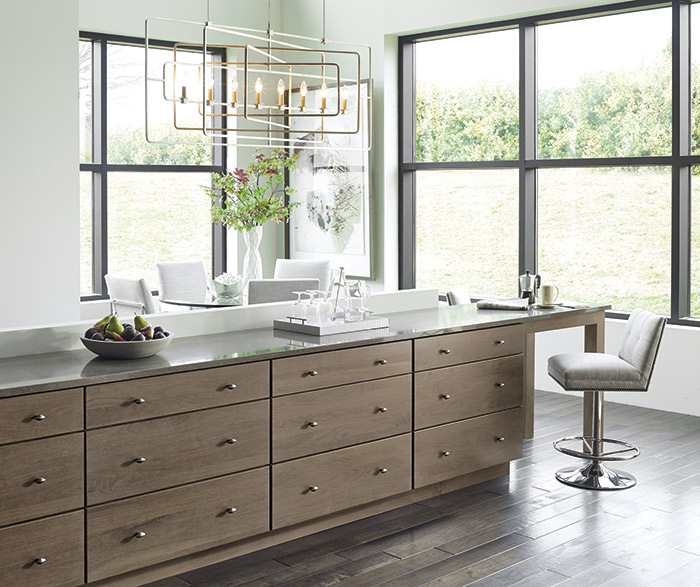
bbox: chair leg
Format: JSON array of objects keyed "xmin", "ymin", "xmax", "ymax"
[{"xmin": 555, "ymin": 391, "xmax": 638, "ymax": 490}]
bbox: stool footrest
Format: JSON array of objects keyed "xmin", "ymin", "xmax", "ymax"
[{"xmin": 553, "ymin": 435, "xmax": 640, "ymax": 462}]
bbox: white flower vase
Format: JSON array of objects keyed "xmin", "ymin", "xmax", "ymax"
[{"xmin": 242, "ymin": 225, "xmax": 263, "ymax": 284}]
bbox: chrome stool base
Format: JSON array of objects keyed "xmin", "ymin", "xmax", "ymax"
[{"xmin": 555, "ymin": 461, "xmax": 637, "ymax": 490}]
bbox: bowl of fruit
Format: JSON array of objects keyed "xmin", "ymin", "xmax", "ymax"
[{"xmin": 80, "ymin": 315, "xmax": 172, "ymax": 359}]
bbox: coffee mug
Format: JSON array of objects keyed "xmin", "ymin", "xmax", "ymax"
[{"xmin": 541, "ymin": 284, "xmax": 560, "ymax": 306}]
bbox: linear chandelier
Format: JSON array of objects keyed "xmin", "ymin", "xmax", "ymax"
[{"xmin": 145, "ymin": 0, "xmax": 372, "ymax": 151}]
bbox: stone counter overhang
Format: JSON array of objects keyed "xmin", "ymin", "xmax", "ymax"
[{"xmin": 0, "ymin": 304, "xmax": 608, "ymax": 398}]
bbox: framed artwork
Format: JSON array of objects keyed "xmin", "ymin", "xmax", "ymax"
[{"xmin": 286, "ymin": 81, "xmax": 371, "ymax": 278}]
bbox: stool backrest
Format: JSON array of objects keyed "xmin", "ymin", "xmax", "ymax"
[{"xmin": 618, "ymin": 308, "xmax": 666, "ymax": 390}]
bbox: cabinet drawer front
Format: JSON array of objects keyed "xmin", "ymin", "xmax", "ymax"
[
  {"xmin": 0, "ymin": 388, "xmax": 83, "ymax": 445},
  {"xmin": 273, "ymin": 375, "xmax": 412, "ymax": 462},
  {"xmin": 414, "ymin": 408, "xmax": 523, "ymax": 487},
  {"xmin": 272, "ymin": 434, "xmax": 412, "ymax": 529},
  {"xmin": 272, "ymin": 341, "xmax": 412, "ymax": 396},
  {"xmin": 0, "ymin": 511, "xmax": 84, "ymax": 587},
  {"xmin": 414, "ymin": 325, "xmax": 524, "ymax": 371},
  {"xmin": 0, "ymin": 434, "xmax": 84, "ymax": 527},
  {"xmin": 87, "ymin": 467, "xmax": 269, "ymax": 582},
  {"xmin": 415, "ymin": 355, "xmax": 523, "ymax": 429},
  {"xmin": 87, "ymin": 400, "xmax": 269, "ymax": 504},
  {"xmin": 86, "ymin": 361, "xmax": 269, "ymax": 428}
]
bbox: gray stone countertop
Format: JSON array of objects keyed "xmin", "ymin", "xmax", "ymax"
[{"xmin": 0, "ymin": 303, "xmax": 608, "ymax": 398}]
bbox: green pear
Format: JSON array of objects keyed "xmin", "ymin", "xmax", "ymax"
[
  {"xmin": 93, "ymin": 314, "xmax": 112, "ymax": 333},
  {"xmin": 105, "ymin": 315, "xmax": 124, "ymax": 335},
  {"xmin": 134, "ymin": 315, "xmax": 150, "ymax": 331}
]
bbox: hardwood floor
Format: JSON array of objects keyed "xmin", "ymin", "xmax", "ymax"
[{"xmin": 146, "ymin": 391, "xmax": 700, "ymax": 586}]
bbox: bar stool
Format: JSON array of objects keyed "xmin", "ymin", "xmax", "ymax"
[{"xmin": 548, "ymin": 309, "xmax": 665, "ymax": 490}]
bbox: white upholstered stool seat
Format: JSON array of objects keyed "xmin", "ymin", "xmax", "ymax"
[{"xmin": 548, "ymin": 353, "xmax": 645, "ymax": 391}]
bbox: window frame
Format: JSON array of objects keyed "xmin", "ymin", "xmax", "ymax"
[
  {"xmin": 79, "ymin": 31, "xmax": 227, "ymax": 301},
  {"xmin": 398, "ymin": 0, "xmax": 700, "ymax": 326}
]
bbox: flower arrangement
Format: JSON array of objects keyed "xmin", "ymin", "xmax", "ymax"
[{"xmin": 205, "ymin": 148, "xmax": 299, "ymax": 231}]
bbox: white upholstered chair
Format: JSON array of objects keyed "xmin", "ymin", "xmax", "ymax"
[
  {"xmin": 248, "ymin": 278, "xmax": 320, "ymax": 305},
  {"xmin": 273, "ymin": 259, "xmax": 332, "ymax": 292},
  {"xmin": 104, "ymin": 275, "xmax": 158, "ymax": 317},
  {"xmin": 155, "ymin": 260, "xmax": 208, "ymax": 301},
  {"xmin": 446, "ymin": 286, "xmax": 472, "ymax": 305},
  {"xmin": 548, "ymin": 308, "xmax": 666, "ymax": 490}
]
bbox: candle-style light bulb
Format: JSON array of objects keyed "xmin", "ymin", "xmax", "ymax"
[
  {"xmin": 206, "ymin": 73, "xmax": 214, "ymax": 105},
  {"xmin": 300, "ymin": 80, "xmax": 307, "ymax": 111},
  {"xmin": 255, "ymin": 77, "xmax": 263, "ymax": 108},
  {"xmin": 231, "ymin": 76, "xmax": 238, "ymax": 106},
  {"xmin": 321, "ymin": 82, "xmax": 328, "ymax": 111},
  {"xmin": 341, "ymin": 85, "xmax": 348, "ymax": 114},
  {"xmin": 277, "ymin": 79, "xmax": 285, "ymax": 108}
]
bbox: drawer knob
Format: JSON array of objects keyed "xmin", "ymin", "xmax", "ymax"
[
  {"xmin": 496, "ymin": 437, "xmax": 505, "ymax": 442},
  {"xmin": 226, "ymin": 384, "xmax": 237, "ymax": 390},
  {"xmin": 34, "ymin": 557, "xmax": 47, "ymax": 565},
  {"xmin": 440, "ymin": 349, "xmax": 451, "ymax": 355},
  {"xmin": 308, "ymin": 421, "xmax": 319, "ymax": 428},
  {"xmin": 377, "ymin": 359, "xmax": 388, "ymax": 365},
  {"xmin": 307, "ymin": 370, "xmax": 319, "ymax": 377},
  {"xmin": 309, "ymin": 485, "xmax": 319, "ymax": 492},
  {"xmin": 34, "ymin": 477, "xmax": 47, "ymax": 484},
  {"xmin": 378, "ymin": 407, "xmax": 388, "ymax": 413},
  {"xmin": 378, "ymin": 468, "xmax": 388, "ymax": 474},
  {"xmin": 133, "ymin": 398, "xmax": 146, "ymax": 404},
  {"xmin": 225, "ymin": 507, "xmax": 238, "ymax": 514},
  {"xmin": 495, "ymin": 382, "xmax": 506, "ymax": 388},
  {"xmin": 226, "ymin": 438, "xmax": 238, "ymax": 445},
  {"xmin": 495, "ymin": 340, "xmax": 506, "ymax": 345},
  {"xmin": 440, "ymin": 394, "xmax": 451, "ymax": 400},
  {"xmin": 33, "ymin": 414, "xmax": 46, "ymax": 421},
  {"xmin": 134, "ymin": 531, "xmax": 146, "ymax": 538},
  {"xmin": 441, "ymin": 451, "xmax": 450, "ymax": 457},
  {"xmin": 134, "ymin": 457, "xmax": 147, "ymax": 463}
]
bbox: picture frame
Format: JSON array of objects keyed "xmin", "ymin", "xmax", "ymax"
[{"xmin": 286, "ymin": 81, "xmax": 372, "ymax": 278}]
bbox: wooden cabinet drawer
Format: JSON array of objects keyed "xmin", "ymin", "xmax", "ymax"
[
  {"xmin": 0, "ymin": 434, "xmax": 84, "ymax": 527},
  {"xmin": 0, "ymin": 388, "xmax": 83, "ymax": 445},
  {"xmin": 272, "ymin": 434, "xmax": 412, "ymax": 529},
  {"xmin": 0, "ymin": 511, "xmax": 84, "ymax": 587},
  {"xmin": 414, "ymin": 325, "xmax": 524, "ymax": 372},
  {"xmin": 415, "ymin": 355, "xmax": 523, "ymax": 430},
  {"xmin": 414, "ymin": 408, "xmax": 523, "ymax": 487},
  {"xmin": 87, "ymin": 400, "xmax": 269, "ymax": 504},
  {"xmin": 87, "ymin": 467, "xmax": 269, "ymax": 582},
  {"xmin": 86, "ymin": 361, "xmax": 269, "ymax": 428},
  {"xmin": 273, "ymin": 375, "xmax": 412, "ymax": 462},
  {"xmin": 272, "ymin": 341, "xmax": 412, "ymax": 396}
]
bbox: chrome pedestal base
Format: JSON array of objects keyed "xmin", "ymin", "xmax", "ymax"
[{"xmin": 555, "ymin": 461, "xmax": 637, "ymax": 490}]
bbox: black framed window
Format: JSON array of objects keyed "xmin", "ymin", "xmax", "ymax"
[
  {"xmin": 400, "ymin": 0, "xmax": 700, "ymax": 326},
  {"xmin": 79, "ymin": 32, "xmax": 226, "ymax": 300}
]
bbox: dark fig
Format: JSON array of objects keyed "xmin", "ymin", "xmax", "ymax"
[
  {"xmin": 140, "ymin": 325, "xmax": 154, "ymax": 340},
  {"xmin": 153, "ymin": 331, "xmax": 166, "ymax": 339},
  {"xmin": 162, "ymin": 331, "xmax": 171, "ymax": 338},
  {"xmin": 153, "ymin": 325, "xmax": 164, "ymax": 334},
  {"xmin": 91, "ymin": 332, "xmax": 106, "ymax": 341},
  {"xmin": 131, "ymin": 333, "xmax": 146, "ymax": 342},
  {"xmin": 85, "ymin": 327, "xmax": 100, "ymax": 339}
]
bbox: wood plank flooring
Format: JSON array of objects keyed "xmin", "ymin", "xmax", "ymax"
[{"xmin": 146, "ymin": 391, "xmax": 700, "ymax": 587}]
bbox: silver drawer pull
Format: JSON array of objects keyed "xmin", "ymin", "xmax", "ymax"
[
  {"xmin": 34, "ymin": 477, "xmax": 47, "ymax": 484},
  {"xmin": 225, "ymin": 507, "xmax": 238, "ymax": 514},
  {"xmin": 495, "ymin": 340, "xmax": 506, "ymax": 345},
  {"xmin": 377, "ymin": 359, "xmax": 388, "ymax": 365},
  {"xmin": 440, "ymin": 394, "xmax": 451, "ymax": 400},
  {"xmin": 34, "ymin": 414, "xmax": 46, "ymax": 421},
  {"xmin": 308, "ymin": 421, "xmax": 319, "ymax": 428},
  {"xmin": 134, "ymin": 457, "xmax": 147, "ymax": 464},
  {"xmin": 495, "ymin": 382, "xmax": 505, "ymax": 388},
  {"xmin": 378, "ymin": 407, "xmax": 388, "ymax": 413},
  {"xmin": 134, "ymin": 531, "xmax": 146, "ymax": 538},
  {"xmin": 309, "ymin": 485, "xmax": 319, "ymax": 492},
  {"xmin": 496, "ymin": 437, "xmax": 505, "ymax": 442},
  {"xmin": 307, "ymin": 370, "xmax": 319, "ymax": 376},
  {"xmin": 226, "ymin": 438, "xmax": 237, "ymax": 445},
  {"xmin": 378, "ymin": 468, "xmax": 388, "ymax": 474},
  {"xmin": 226, "ymin": 384, "xmax": 237, "ymax": 390},
  {"xmin": 441, "ymin": 451, "xmax": 450, "ymax": 457},
  {"xmin": 133, "ymin": 398, "xmax": 146, "ymax": 404},
  {"xmin": 440, "ymin": 349, "xmax": 451, "ymax": 355},
  {"xmin": 34, "ymin": 558, "xmax": 47, "ymax": 565}
]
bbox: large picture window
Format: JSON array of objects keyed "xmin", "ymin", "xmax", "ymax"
[
  {"xmin": 400, "ymin": 1, "xmax": 697, "ymax": 325},
  {"xmin": 79, "ymin": 33, "xmax": 225, "ymax": 299}
]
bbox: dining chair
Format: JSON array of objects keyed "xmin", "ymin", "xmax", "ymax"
[
  {"xmin": 155, "ymin": 260, "xmax": 208, "ymax": 301},
  {"xmin": 248, "ymin": 278, "xmax": 320, "ymax": 305},
  {"xmin": 104, "ymin": 275, "xmax": 158, "ymax": 317},
  {"xmin": 548, "ymin": 308, "xmax": 665, "ymax": 490},
  {"xmin": 273, "ymin": 259, "xmax": 332, "ymax": 292},
  {"xmin": 446, "ymin": 285, "xmax": 472, "ymax": 305}
]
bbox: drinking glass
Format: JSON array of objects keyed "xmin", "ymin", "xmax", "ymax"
[
  {"xmin": 291, "ymin": 291, "xmax": 306, "ymax": 321},
  {"xmin": 344, "ymin": 280, "xmax": 369, "ymax": 322}
]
